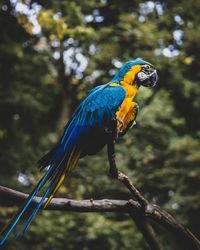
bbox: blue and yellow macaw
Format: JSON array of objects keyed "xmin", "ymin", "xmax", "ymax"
[{"xmin": 0, "ymin": 58, "xmax": 158, "ymax": 245}]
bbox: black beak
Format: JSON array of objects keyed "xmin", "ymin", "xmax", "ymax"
[
  {"xmin": 136, "ymin": 68, "xmax": 158, "ymax": 88},
  {"xmin": 142, "ymin": 69, "xmax": 158, "ymax": 87}
]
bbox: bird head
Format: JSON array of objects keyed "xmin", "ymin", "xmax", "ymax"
[{"xmin": 113, "ymin": 58, "xmax": 158, "ymax": 88}]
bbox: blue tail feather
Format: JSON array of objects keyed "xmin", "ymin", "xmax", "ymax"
[
  {"xmin": 0, "ymin": 114, "xmax": 87, "ymax": 245},
  {"xmin": 0, "ymin": 165, "xmax": 57, "ymax": 246},
  {"xmin": 16, "ymin": 168, "xmax": 60, "ymax": 238},
  {"xmin": 17, "ymin": 154, "xmax": 68, "ymax": 237},
  {"xmin": 0, "ymin": 128, "xmax": 85, "ymax": 245}
]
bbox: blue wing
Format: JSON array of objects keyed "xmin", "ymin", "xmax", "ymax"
[
  {"xmin": 0, "ymin": 83, "xmax": 126, "ymax": 244},
  {"xmin": 38, "ymin": 83, "xmax": 126, "ymax": 168},
  {"xmin": 64, "ymin": 83, "xmax": 126, "ymax": 131},
  {"xmin": 81, "ymin": 83, "xmax": 126, "ymax": 127}
]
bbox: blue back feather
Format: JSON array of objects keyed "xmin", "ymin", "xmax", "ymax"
[{"xmin": 0, "ymin": 61, "xmax": 131, "ymax": 244}]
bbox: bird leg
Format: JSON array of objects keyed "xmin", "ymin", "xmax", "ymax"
[{"xmin": 107, "ymin": 121, "xmax": 148, "ymax": 208}]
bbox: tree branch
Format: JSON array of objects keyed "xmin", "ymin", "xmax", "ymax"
[
  {"xmin": 0, "ymin": 185, "xmax": 129, "ymax": 212},
  {"xmin": 107, "ymin": 135, "xmax": 163, "ymax": 250},
  {"xmin": 0, "ymin": 185, "xmax": 200, "ymax": 249},
  {"xmin": 129, "ymin": 211, "xmax": 164, "ymax": 250}
]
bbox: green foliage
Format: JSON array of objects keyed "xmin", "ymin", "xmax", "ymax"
[{"xmin": 0, "ymin": 0, "xmax": 200, "ymax": 249}]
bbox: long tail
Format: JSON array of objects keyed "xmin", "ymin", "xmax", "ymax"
[{"xmin": 0, "ymin": 123, "xmax": 85, "ymax": 245}]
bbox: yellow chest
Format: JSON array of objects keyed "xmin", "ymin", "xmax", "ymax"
[
  {"xmin": 122, "ymin": 83, "xmax": 138, "ymax": 99},
  {"xmin": 116, "ymin": 84, "xmax": 139, "ymax": 131}
]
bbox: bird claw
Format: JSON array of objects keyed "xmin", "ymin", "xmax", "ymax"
[
  {"xmin": 130, "ymin": 120, "xmax": 136, "ymax": 128},
  {"xmin": 116, "ymin": 116, "xmax": 124, "ymax": 127},
  {"xmin": 129, "ymin": 104, "xmax": 139, "ymax": 128}
]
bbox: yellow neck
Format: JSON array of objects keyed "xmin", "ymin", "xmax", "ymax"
[
  {"xmin": 121, "ymin": 82, "xmax": 139, "ymax": 99},
  {"xmin": 120, "ymin": 64, "xmax": 141, "ymax": 99}
]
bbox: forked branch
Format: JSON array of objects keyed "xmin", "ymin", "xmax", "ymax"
[
  {"xmin": 106, "ymin": 132, "xmax": 200, "ymax": 250},
  {"xmin": 0, "ymin": 185, "xmax": 199, "ymax": 250}
]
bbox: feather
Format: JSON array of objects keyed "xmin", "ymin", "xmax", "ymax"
[
  {"xmin": 0, "ymin": 78, "xmax": 126, "ymax": 245},
  {"xmin": 0, "ymin": 165, "xmax": 57, "ymax": 245}
]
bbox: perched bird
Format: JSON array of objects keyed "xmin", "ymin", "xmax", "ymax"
[{"xmin": 0, "ymin": 58, "xmax": 158, "ymax": 245}]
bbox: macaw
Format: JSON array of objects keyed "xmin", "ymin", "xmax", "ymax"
[{"xmin": 0, "ymin": 58, "xmax": 158, "ymax": 245}]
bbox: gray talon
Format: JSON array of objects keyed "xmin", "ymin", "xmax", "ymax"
[
  {"xmin": 116, "ymin": 116, "xmax": 124, "ymax": 126},
  {"xmin": 130, "ymin": 121, "xmax": 136, "ymax": 128}
]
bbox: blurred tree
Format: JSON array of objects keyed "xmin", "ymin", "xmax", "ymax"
[
  {"xmin": 0, "ymin": 0, "xmax": 200, "ymax": 249},
  {"xmin": 0, "ymin": 0, "xmax": 58, "ymax": 184}
]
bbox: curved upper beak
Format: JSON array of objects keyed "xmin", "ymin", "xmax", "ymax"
[
  {"xmin": 141, "ymin": 69, "xmax": 158, "ymax": 88},
  {"xmin": 149, "ymin": 69, "xmax": 158, "ymax": 87}
]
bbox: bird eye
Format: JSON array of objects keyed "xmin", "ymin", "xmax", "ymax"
[{"xmin": 144, "ymin": 65, "xmax": 151, "ymax": 70}]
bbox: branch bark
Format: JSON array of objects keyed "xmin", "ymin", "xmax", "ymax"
[
  {"xmin": 107, "ymin": 134, "xmax": 162, "ymax": 250},
  {"xmin": 130, "ymin": 211, "xmax": 164, "ymax": 250},
  {"xmin": 0, "ymin": 185, "xmax": 199, "ymax": 250}
]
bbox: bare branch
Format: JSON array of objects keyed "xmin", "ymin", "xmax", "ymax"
[
  {"xmin": 0, "ymin": 185, "xmax": 200, "ymax": 249},
  {"xmin": 130, "ymin": 211, "xmax": 164, "ymax": 250},
  {"xmin": 0, "ymin": 185, "xmax": 129, "ymax": 212},
  {"xmin": 107, "ymin": 127, "xmax": 148, "ymax": 206},
  {"xmin": 107, "ymin": 136, "xmax": 163, "ymax": 250}
]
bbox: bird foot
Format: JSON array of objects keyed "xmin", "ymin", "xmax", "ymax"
[{"xmin": 116, "ymin": 116, "xmax": 124, "ymax": 127}]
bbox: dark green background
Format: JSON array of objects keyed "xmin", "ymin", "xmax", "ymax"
[{"xmin": 0, "ymin": 0, "xmax": 199, "ymax": 249}]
